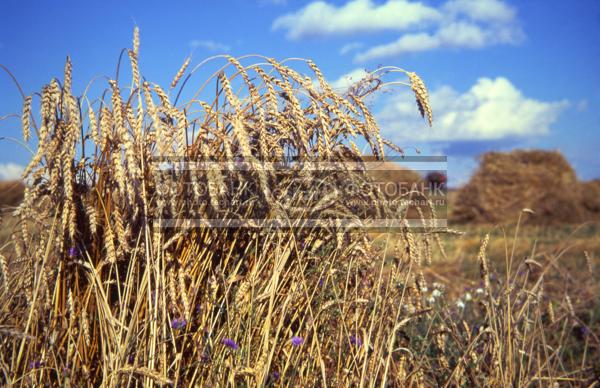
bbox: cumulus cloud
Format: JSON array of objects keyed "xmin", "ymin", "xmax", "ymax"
[
  {"xmin": 189, "ymin": 40, "xmax": 230, "ymax": 52},
  {"xmin": 273, "ymin": 0, "xmax": 523, "ymax": 61},
  {"xmin": 0, "ymin": 163, "xmax": 24, "ymax": 181},
  {"xmin": 330, "ymin": 68, "xmax": 371, "ymax": 90},
  {"xmin": 339, "ymin": 42, "xmax": 364, "ymax": 55},
  {"xmin": 272, "ymin": 0, "xmax": 441, "ymax": 39},
  {"xmin": 377, "ymin": 77, "xmax": 568, "ymax": 142},
  {"xmin": 443, "ymin": 0, "xmax": 516, "ymax": 23},
  {"xmin": 355, "ymin": 20, "xmax": 521, "ymax": 62}
]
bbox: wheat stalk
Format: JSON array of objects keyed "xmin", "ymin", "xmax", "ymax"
[
  {"xmin": 21, "ymin": 95, "xmax": 32, "ymax": 142},
  {"xmin": 171, "ymin": 57, "xmax": 190, "ymax": 89},
  {"xmin": 407, "ymin": 71, "xmax": 432, "ymax": 127}
]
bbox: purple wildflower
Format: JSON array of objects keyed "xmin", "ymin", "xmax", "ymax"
[
  {"xmin": 271, "ymin": 371, "xmax": 280, "ymax": 381},
  {"xmin": 171, "ymin": 317, "xmax": 187, "ymax": 330},
  {"xmin": 350, "ymin": 335, "xmax": 362, "ymax": 347},
  {"xmin": 222, "ymin": 338, "xmax": 239, "ymax": 350},
  {"xmin": 67, "ymin": 246, "xmax": 78, "ymax": 258},
  {"xmin": 291, "ymin": 336, "xmax": 304, "ymax": 347},
  {"xmin": 29, "ymin": 360, "xmax": 43, "ymax": 369},
  {"xmin": 579, "ymin": 325, "xmax": 591, "ymax": 337}
]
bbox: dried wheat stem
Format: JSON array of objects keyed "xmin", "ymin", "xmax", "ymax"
[
  {"xmin": 0, "ymin": 253, "xmax": 8, "ymax": 290},
  {"xmin": 477, "ymin": 234, "xmax": 490, "ymax": 291},
  {"xmin": 63, "ymin": 56, "xmax": 72, "ymax": 94},
  {"xmin": 128, "ymin": 50, "xmax": 140, "ymax": 87},
  {"xmin": 22, "ymin": 95, "xmax": 32, "ymax": 141},
  {"xmin": 178, "ymin": 268, "xmax": 190, "ymax": 320},
  {"xmin": 171, "ymin": 57, "xmax": 190, "ymax": 89},
  {"xmin": 132, "ymin": 26, "xmax": 140, "ymax": 57},
  {"xmin": 406, "ymin": 72, "xmax": 432, "ymax": 127}
]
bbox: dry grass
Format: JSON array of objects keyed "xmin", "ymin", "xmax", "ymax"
[{"xmin": 0, "ymin": 30, "xmax": 597, "ymax": 386}]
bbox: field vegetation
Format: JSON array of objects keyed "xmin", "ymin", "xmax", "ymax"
[{"xmin": 0, "ymin": 29, "xmax": 597, "ymax": 386}]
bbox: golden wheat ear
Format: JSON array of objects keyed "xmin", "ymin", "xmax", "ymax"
[{"xmin": 407, "ymin": 71, "xmax": 432, "ymax": 127}]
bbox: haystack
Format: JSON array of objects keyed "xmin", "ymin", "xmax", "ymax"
[
  {"xmin": 0, "ymin": 180, "xmax": 24, "ymax": 208},
  {"xmin": 366, "ymin": 160, "xmax": 423, "ymax": 195},
  {"xmin": 580, "ymin": 179, "xmax": 600, "ymax": 219},
  {"xmin": 452, "ymin": 150, "xmax": 586, "ymax": 224}
]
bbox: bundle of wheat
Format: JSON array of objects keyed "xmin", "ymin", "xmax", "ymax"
[{"xmin": 0, "ymin": 28, "xmax": 442, "ymax": 386}]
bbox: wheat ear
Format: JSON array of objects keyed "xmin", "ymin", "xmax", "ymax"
[{"xmin": 407, "ymin": 71, "xmax": 432, "ymax": 127}]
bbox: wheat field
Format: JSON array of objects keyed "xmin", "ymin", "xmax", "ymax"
[{"xmin": 0, "ymin": 29, "xmax": 598, "ymax": 386}]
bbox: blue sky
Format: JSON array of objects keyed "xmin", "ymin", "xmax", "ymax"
[{"xmin": 1, "ymin": 0, "xmax": 599, "ymax": 185}]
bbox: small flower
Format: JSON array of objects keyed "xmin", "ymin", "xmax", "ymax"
[
  {"xmin": 431, "ymin": 289, "xmax": 442, "ymax": 299},
  {"xmin": 171, "ymin": 317, "xmax": 187, "ymax": 330},
  {"xmin": 222, "ymin": 338, "xmax": 239, "ymax": 350},
  {"xmin": 271, "ymin": 371, "xmax": 280, "ymax": 381},
  {"xmin": 29, "ymin": 360, "xmax": 43, "ymax": 369},
  {"xmin": 67, "ymin": 246, "xmax": 78, "ymax": 258},
  {"xmin": 350, "ymin": 335, "xmax": 362, "ymax": 347},
  {"xmin": 427, "ymin": 296, "xmax": 436, "ymax": 304},
  {"xmin": 579, "ymin": 325, "xmax": 591, "ymax": 337},
  {"xmin": 456, "ymin": 300, "xmax": 465, "ymax": 310},
  {"xmin": 475, "ymin": 288, "xmax": 484, "ymax": 295},
  {"xmin": 464, "ymin": 292, "xmax": 472, "ymax": 302},
  {"xmin": 403, "ymin": 304, "xmax": 416, "ymax": 314},
  {"xmin": 291, "ymin": 336, "xmax": 304, "ymax": 347},
  {"xmin": 421, "ymin": 286, "xmax": 428, "ymax": 292}
]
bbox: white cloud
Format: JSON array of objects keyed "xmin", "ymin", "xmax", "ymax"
[
  {"xmin": 273, "ymin": 0, "xmax": 523, "ymax": 61},
  {"xmin": 0, "ymin": 163, "xmax": 25, "ymax": 181},
  {"xmin": 330, "ymin": 68, "xmax": 371, "ymax": 90},
  {"xmin": 355, "ymin": 20, "xmax": 522, "ymax": 62},
  {"xmin": 339, "ymin": 42, "xmax": 364, "ymax": 55},
  {"xmin": 355, "ymin": 32, "xmax": 439, "ymax": 61},
  {"xmin": 377, "ymin": 77, "xmax": 568, "ymax": 142},
  {"xmin": 272, "ymin": 0, "xmax": 441, "ymax": 39},
  {"xmin": 189, "ymin": 40, "xmax": 230, "ymax": 52},
  {"xmin": 443, "ymin": 0, "xmax": 515, "ymax": 23}
]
